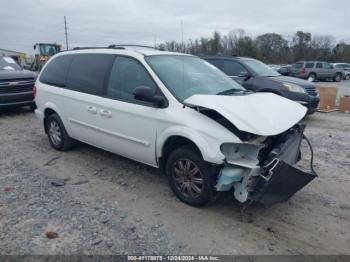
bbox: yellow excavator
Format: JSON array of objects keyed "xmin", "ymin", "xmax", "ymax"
[{"xmin": 31, "ymin": 43, "xmax": 61, "ymax": 71}]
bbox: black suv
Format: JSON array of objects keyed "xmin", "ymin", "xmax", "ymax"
[
  {"xmin": 0, "ymin": 56, "xmax": 37, "ymax": 109},
  {"xmin": 204, "ymin": 56, "xmax": 320, "ymax": 114}
]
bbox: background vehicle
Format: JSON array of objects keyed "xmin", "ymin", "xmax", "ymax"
[
  {"xmin": 204, "ymin": 56, "xmax": 319, "ymax": 114},
  {"xmin": 290, "ymin": 61, "xmax": 344, "ymax": 82},
  {"xmin": 269, "ymin": 64, "xmax": 291, "ymax": 76},
  {"xmin": 35, "ymin": 47, "xmax": 315, "ymax": 207},
  {"xmin": 333, "ymin": 63, "xmax": 350, "ymax": 80},
  {"xmin": 31, "ymin": 43, "xmax": 61, "ymax": 71},
  {"xmin": 0, "ymin": 56, "xmax": 37, "ymax": 109},
  {"xmin": 277, "ymin": 65, "xmax": 291, "ymax": 76}
]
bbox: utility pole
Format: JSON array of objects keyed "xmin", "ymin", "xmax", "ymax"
[
  {"xmin": 181, "ymin": 20, "xmax": 184, "ymax": 53},
  {"xmin": 64, "ymin": 16, "xmax": 69, "ymax": 50}
]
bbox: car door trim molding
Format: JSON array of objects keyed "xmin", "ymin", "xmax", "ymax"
[{"xmin": 68, "ymin": 118, "xmax": 151, "ymax": 147}]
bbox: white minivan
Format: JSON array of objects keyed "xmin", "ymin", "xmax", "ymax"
[{"xmin": 35, "ymin": 46, "xmax": 317, "ymax": 207}]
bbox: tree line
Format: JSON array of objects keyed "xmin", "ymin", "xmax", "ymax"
[{"xmin": 158, "ymin": 30, "xmax": 350, "ymax": 64}]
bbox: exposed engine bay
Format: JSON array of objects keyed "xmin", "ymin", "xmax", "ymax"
[{"xmin": 215, "ymin": 124, "xmax": 317, "ymax": 205}]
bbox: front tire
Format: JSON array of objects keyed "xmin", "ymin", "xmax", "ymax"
[
  {"xmin": 334, "ymin": 73, "xmax": 342, "ymax": 82},
  {"xmin": 166, "ymin": 146, "xmax": 218, "ymax": 207},
  {"xmin": 345, "ymin": 74, "xmax": 350, "ymax": 80},
  {"xmin": 45, "ymin": 114, "xmax": 74, "ymax": 151}
]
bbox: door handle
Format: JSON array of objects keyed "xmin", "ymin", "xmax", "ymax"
[
  {"xmin": 87, "ymin": 106, "xmax": 97, "ymax": 114},
  {"xmin": 100, "ymin": 109, "xmax": 112, "ymax": 118}
]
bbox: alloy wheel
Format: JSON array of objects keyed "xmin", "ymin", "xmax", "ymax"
[
  {"xmin": 49, "ymin": 120, "xmax": 62, "ymax": 146},
  {"xmin": 172, "ymin": 159, "xmax": 204, "ymax": 198}
]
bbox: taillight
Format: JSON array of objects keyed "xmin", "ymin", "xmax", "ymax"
[
  {"xmin": 33, "ymin": 85, "xmax": 37, "ymax": 98},
  {"xmin": 301, "ymin": 68, "xmax": 306, "ymax": 74}
]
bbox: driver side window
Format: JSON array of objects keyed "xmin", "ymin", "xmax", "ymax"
[
  {"xmin": 223, "ymin": 60, "xmax": 247, "ymax": 76},
  {"xmin": 107, "ymin": 56, "xmax": 157, "ymax": 103}
]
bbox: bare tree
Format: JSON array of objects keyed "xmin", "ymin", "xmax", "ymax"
[{"xmin": 158, "ymin": 29, "xmax": 349, "ymax": 64}]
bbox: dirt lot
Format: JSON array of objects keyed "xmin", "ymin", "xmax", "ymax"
[{"xmin": 1, "ymin": 89, "xmax": 350, "ymax": 255}]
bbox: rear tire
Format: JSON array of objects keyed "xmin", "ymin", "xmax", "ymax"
[
  {"xmin": 45, "ymin": 114, "xmax": 74, "ymax": 151},
  {"xmin": 166, "ymin": 146, "xmax": 219, "ymax": 207},
  {"xmin": 333, "ymin": 73, "xmax": 342, "ymax": 82},
  {"xmin": 308, "ymin": 73, "xmax": 316, "ymax": 82}
]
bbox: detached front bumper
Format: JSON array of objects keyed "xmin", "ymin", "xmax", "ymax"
[
  {"xmin": 216, "ymin": 125, "xmax": 317, "ymax": 205},
  {"xmin": 250, "ymin": 159, "xmax": 316, "ymax": 205}
]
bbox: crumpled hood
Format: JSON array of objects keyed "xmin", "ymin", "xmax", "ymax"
[{"xmin": 184, "ymin": 93, "xmax": 307, "ymax": 136}]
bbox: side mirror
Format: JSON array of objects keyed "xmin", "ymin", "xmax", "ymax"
[
  {"xmin": 238, "ymin": 71, "xmax": 251, "ymax": 79},
  {"xmin": 133, "ymin": 86, "xmax": 166, "ymax": 107}
]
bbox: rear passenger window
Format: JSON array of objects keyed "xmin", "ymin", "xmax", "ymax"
[
  {"xmin": 305, "ymin": 63, "xmax": 314, "ymax": 68},
  {"xmin": 316, "ymin": 63, "xmax": 322, "ymax": 68},
  {"xmin": 39, "ymin": 55, "xmax": 73, "ymax": 87},
  {"xmin": 66, "ymin": 54, "xmax": 114, "ymax": 96},
  {"xmin": 106, "ymin": 56, "xmax": 157, "ymax": 103},
  {"xmin": 323, "ymin": 63, "xmax": 332, "ymax": 69}
]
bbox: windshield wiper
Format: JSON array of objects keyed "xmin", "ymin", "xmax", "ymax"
[{"xmin": 216, "ymin": 88, "xmax": 245, "ymax": 95}]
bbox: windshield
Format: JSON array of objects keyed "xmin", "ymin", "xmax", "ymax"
[
  {"xmin": 146, "ymin": 55, "xmax": 245, "ymax": 101},
  {"xmin": 39, "ymin": 45, "xmax": 60, "ymax": 56},
  {"xmin": 244, "ymin": 59, "xmax": 280, "ymax": 77},
  {"xmin": 0, "ymin": 57, "xmax": 22, "ymax": 71}
]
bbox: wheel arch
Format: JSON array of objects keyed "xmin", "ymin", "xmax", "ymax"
[
  {"xmin": 157, "ymin": 127, "xmax": 226, "ymax": 169},
  {"xmin": 42, "ymin": 102, "xmax": 65, "ymax": 133}
]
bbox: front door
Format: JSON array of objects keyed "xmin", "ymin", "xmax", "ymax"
[{"xmin": 97, "ymin": 56, "xmax": 161, "ymax": 166}]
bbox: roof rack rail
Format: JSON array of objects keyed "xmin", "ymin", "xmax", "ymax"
[
  {"xmin": 67, "ymin": 45, "xmax": 164, "ymax": 52},
  {"xmin": 108, "ymin": 44, "xmax": 156, "ymax": 49},
  {"xmin": 72, "ymin": 47, "xmax": 108, "ymax": 50},
  {"xmin": 108, "ymin": 44, "xmax": 162, "ymax": 50}
]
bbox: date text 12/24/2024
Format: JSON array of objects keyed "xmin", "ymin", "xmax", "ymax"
[{"xmin": 127, "ymin": 256, "xmax": 219, "ymax": 261}]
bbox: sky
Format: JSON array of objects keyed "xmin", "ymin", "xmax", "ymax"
[{"xmin": 0, "ymin": 0, "xmax": 349, "ymax": 55}]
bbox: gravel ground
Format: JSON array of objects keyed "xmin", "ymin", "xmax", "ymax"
[{"xmin": 0, "ymin": 104, "xmax": 349, "ymax": 255}]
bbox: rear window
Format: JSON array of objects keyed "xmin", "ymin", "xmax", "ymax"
[
  {"xmin": 39, "ymin": 55, "xmax": 73, "ymax": 87},
  {"xmin": 305, "ymin": 62, "xmax": 314, "ymax": 68},
  {"xmin": 66, "ymin": 54, "xmax": 114, "ymax": 96}
]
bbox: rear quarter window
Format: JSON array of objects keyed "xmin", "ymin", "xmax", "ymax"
[
  {"xmin": 66, "ymin": 54, "xmax": 114, "ymax": 96},
  {"xmin": 39, "ymin": 55, "xmax": 73, "ymax": 87},
  {"xmin": 292, "ymin": 63, "xmax": 303, "ymax": 69}
]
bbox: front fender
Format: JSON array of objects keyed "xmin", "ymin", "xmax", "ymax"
[{"xmin": 157, "ymin": 125, "xmax": 227, "ymax": 164}]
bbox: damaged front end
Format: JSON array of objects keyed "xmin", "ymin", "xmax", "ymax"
[{"xmin": 215, "ymin": 124, "xmax": 317, "ymax": 205}]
